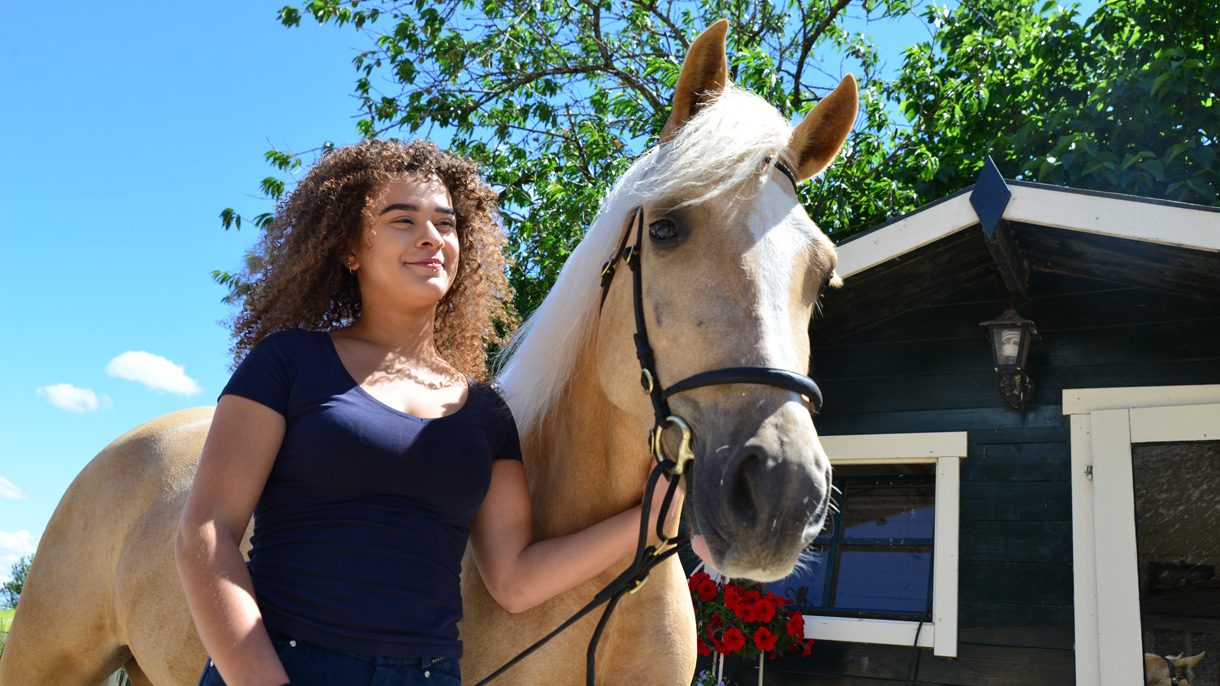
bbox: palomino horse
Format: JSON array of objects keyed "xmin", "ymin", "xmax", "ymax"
[
  {"xmin": 0, "ymin": 20, "xmax": 856, "ymax": 686},
  {"xmin": 1145, "ymin": 652, "xmax": 1206, "ymax": 686}
]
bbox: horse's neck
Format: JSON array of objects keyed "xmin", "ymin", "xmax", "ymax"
[{"xmin": 524, "ymin": 344, "xmax": 648, "ymax": 540}]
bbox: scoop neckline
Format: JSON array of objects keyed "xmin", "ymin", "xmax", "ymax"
[{"xmin": 322, "ymin": 331, "xmax": 474, "ymax": 422}]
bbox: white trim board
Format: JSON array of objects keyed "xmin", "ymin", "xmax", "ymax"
[
  {"xmin": 1063, "ymin": 384, "xmax": 1220, "ymax": 415},
  {"xmin": 811, "ymin": 431, "xmax": 966, "ymax": 658},
  {"xmin": 805, "ymin": 616, "xmax": 934, "ymax": 649},
  {"xmin": 836, "ymin": 186, "xmax": 1220, "ymax": 278}
]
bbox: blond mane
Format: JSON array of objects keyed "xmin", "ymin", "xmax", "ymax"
[{"xmin": 496, "ymin": 84, "xmax": 796, "ymax": 436}]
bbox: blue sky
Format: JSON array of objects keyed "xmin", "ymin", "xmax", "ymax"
[
  {"xmin": 0, "ymin": 1, "xmax": 367, "ymax": 580},
  {"xmin": 0, "ymin": 1, "xmax": 1100, "ymax": 584}
]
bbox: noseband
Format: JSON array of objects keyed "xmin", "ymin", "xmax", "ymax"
[
  {"xmin": 597, "ymin": 158, "xmax": 824, "ymax": 476},
  {"xmin": 476, "ymin": 158, "xmax": 824, "ymax": 685}
]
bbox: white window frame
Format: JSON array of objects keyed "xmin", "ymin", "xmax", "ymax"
[
  {"xmin": 1064, "ymin": 384, "xmax": 1220, "ymax": 686},
  {"xmin": 806, "ymin": 431, "xmax": 968, "ymax": 658}
]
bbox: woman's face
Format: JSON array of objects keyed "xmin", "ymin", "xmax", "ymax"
[{"xmin": 350, "ymin": 175, "xmax": 460, "ymax": 313}]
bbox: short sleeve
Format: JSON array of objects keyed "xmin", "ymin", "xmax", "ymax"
[
  {"xmin": 219, "ymin": 330, "xmax": 299, "ymax": 417},
  {"xmin": 487, "ymin": 384, "xmax": 524, "ymax": 462}
]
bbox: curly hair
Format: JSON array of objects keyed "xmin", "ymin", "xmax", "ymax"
[{"xmin": 229, "ymin": 139, "xmax": 512, "ymax": 380}]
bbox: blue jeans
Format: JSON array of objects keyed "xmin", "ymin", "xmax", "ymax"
[{"xmin": 196, "ymin": 633, "xmax": 461, "ymax": 686}]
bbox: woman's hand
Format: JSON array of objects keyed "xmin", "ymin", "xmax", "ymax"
[{"xmin": 641, "ymin": 459, "xmax": 685, "ymax": 544}]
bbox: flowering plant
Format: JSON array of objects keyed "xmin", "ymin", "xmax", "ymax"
[{"xmin": 688, "ymin": 570, "xmax": 815, "ymax": 661}]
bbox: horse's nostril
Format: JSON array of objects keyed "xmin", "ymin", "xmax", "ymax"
[{"xmin": 727, "ymin": 451, "xmax": 763, "ymax": 529}]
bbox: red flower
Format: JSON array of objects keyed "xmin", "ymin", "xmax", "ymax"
[
  {"xmin": 709, "ymin": 612, "xmax": 723, "ymax": 628},
  {"xmin": 786, "ymin": 612, "xmax": 805, "ymax": 638},
  {"xmin": 696, "ymin": 578, "xmax": 718, "ymax": 602},
  {"xmin": 696, "ymin": 640, "xmax": 712, "ymax": 656},
  {"xmin": 688, "ymin": 571, "xmax": 711, "ymax": 592},
  {"xmin": 720, "ymin": 628, "xmax": 746, "ymax": 654},
  {"xmin": 753, "ymin": 597, "xmax": 777, "ymax": 623},
  {"xmin": 723, "ymin": 583, "xmax": 742, "ymax": 610},
  {"xmin": 733, "ymin": 601, "xmax": 757, "ymax": 622},
  {"xmin": 802, "ymin": 639, "xmax": 814, "ymax": 656},
  {"xmin": 753, "ymin": 626, "xmax": 778, "ymax": 652}
]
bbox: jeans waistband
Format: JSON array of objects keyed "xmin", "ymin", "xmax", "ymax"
[{"xmin": 265, "ymin": 627, "xmax": 450, "ymax": 667}]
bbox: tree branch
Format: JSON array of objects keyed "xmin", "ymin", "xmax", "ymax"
[{"xmin": 790, "ymin": 0, "xmax": 854, "ymax": 112}]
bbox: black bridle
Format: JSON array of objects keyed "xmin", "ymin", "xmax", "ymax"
[
  {"xmin": 475, "ymin": 158, "xmax": 824, "ymax": 685},
  {"xmin": 1162, "ymin": 656, "xmax": 1187, "ymax": 686}
]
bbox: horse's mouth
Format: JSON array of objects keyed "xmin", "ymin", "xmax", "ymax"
[{"xmin": 687, "ymin": 492, "xmax": 829, "ymax": 581}]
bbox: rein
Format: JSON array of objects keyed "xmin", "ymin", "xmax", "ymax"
[{"xmin": 476, "ymin": 158, "xmax": 824, "ymax": 685}]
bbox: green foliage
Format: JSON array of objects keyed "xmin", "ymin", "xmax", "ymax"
[
  {"xmin": 218, "ymin": 0, "xmax": 1219, "ymax": 320},
  {"xmin": 885, "ymin": 0, "xmax": 1218, "ymax": 207},
  {"xmin": 2, "ymin": 555, "xmax": 31, "ymax": 609}
]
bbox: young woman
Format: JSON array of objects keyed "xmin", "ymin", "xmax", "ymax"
[{"xmin": 176, "ymin": 140, "xmax": 677, "ymax": 686}]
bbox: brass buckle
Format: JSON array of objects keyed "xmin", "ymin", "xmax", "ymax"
[
  {"xmin": 600, "ymin": 258, "xmax": 615, "ymax": 277},
  {"xmin": 650, "ymin": 415, "xmax": 695, "ymax": 476},
  {"xmin": 640, "ymin": 369, "xmax": 655, "ymax": 394},
  {"xmin": 622, "ymin": 244, "xmax": 637, "ymax": 264}
]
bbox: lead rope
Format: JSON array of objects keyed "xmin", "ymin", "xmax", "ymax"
[{"xmin": 473, "ymin": 462, "xmax": 688, "ymax": 685}]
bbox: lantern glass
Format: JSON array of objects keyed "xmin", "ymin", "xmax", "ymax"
[{"xmin": 992, "ymin": 326, "xmax": 1025, "ymax": 367}]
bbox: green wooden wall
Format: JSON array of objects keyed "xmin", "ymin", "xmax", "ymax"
[{"xmin": 717, "ymin": 270, "xmax": 1220, "ymax": 685}]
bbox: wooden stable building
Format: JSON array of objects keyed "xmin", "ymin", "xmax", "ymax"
[{"xmin": 715, "ymin": 161, "xmax": 1220, "ymax": 685}]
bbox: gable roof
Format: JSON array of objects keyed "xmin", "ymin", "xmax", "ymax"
[{"xmin": 814, "ymin": 163, "xmax": 1220, "ymax": 341}]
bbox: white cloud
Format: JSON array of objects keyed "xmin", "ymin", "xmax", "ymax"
[
  {"xmin": 0, "ymin": 530, "xmax": 36, "ymax": 584},
  {"xmin": 0, "ymin": 476, "xmax": 23, "ymax": 500},
  {"xmin": 106, "ymin": 351, "xmax": 201, "ymax": 395},
  {"xmin": 37, "ymin": 383, "xmax": 102, "ymax": 413}
]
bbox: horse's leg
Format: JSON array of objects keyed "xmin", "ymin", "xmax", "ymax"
[
  {"xmin": 112, "ymin": 410, "xmax": 215, "ymax": 686},
  {"xmin": 0, "ymin": 466, "xmax": 132, "ymax": 686},
  {"xmin": 594, "ymin": 559, "xmax": 697, "ymax": 686},
  {"xmin": 120, "ymin": 659, "xmax": 155, "ymax": 686},
  {"xmin": 114, "ymin": 490, "xmax": 211, "ymax": 685}
]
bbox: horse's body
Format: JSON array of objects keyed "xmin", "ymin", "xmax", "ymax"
[{"xmin": 0, "ymin": 21, "xmax": 856, "ymax": 686}]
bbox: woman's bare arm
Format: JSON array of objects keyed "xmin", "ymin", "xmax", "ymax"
[
  {"xmin": 469, "ymin": 459, "xmax": 683, "ymax": 614},
  {"xmin": 175, "ymin": 395, "xmax": 290, "ymax": 686}
]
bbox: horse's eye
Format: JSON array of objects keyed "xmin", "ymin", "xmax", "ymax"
[{"xmin": 648, "ymin": 219, "xmax": 678, "ymax": 242}]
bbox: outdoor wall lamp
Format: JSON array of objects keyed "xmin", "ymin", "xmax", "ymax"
[{"xmin": 980, "ymin": 308, "xmax": 1038, "ymax": 410}]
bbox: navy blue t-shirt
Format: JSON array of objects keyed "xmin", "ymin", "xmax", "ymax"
[{"xmin": 219, "ymin": 328, "xmax": 522, "ymax": 658}]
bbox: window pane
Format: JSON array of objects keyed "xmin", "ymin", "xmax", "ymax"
[
  {"xmin": 833, "ymin": 549, "xmax": 932, "ymax": 614},
  {"xmin": 764, "ymin": 545, "xmax": 827, "ymax": 608},
  {"xmin": 842, "ymin": 483, "xmax": 935, "ymax": 540}
]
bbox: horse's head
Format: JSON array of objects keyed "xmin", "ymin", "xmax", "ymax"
[
  {"xmin": 594, "ymin": 20, "xmax": 856, "ymax": 580},
  {"xmin": 1145, "ymin": 652, "xmax": 1206, "ymax": 686}
]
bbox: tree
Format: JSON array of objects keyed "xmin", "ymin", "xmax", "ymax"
[
  {"xmin": 217, "ymin": 0, "xmax": 1218, "ymax": 319},
  {"xmin": 2, "ymin": 555, "xmax": 31, "ymax": 609},
  {"xmin": 883, "ymin": 0, "xmax": 1218, "ymax": 207}
]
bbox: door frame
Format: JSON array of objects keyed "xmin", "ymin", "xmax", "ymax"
[{"xmin": 1065, "ymin": 385, "xmax": 1220, "ymax": 686}]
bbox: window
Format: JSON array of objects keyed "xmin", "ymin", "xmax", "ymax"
[
  {"xmin": 772, "ymin": 464, "xmax": 936, "ymax": 619},
  {"xmin": 765, "ymin": 432, "xmax": 966, "ymax": 657}
]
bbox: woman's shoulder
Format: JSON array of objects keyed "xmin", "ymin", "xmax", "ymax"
[{"xmin": 468, "ymin": 379, "xmax": 516, "ymax": 419}]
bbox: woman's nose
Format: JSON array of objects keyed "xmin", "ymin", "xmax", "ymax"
[{"xmin": 418, "ymin": 221, "xmax": 442, "ymax": 245}]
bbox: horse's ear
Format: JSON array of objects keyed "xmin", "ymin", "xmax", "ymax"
[
  {"xmin": 659, "ymin": 20, "xmax": 729, "ymax": 144},
  {"xmin": 1179, "ymin": 652, "xmax": 1206, "ymax": 669},
  {"xmin": 788, "ymin": 74, "xmax": 859, "ymax": 181}
]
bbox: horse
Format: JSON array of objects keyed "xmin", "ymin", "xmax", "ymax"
[
  {"xmin": 1145, "ymin": 652, "xmax": 1206, "ymax": 686},
  {"xmin": 0, "ymin": 20, "xmax": 856, "ymax": 686}
]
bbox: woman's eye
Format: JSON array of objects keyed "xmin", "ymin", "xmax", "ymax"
[{"xmin": 648, "ymin": 219, "xmax": 678, "ymax": 242}]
